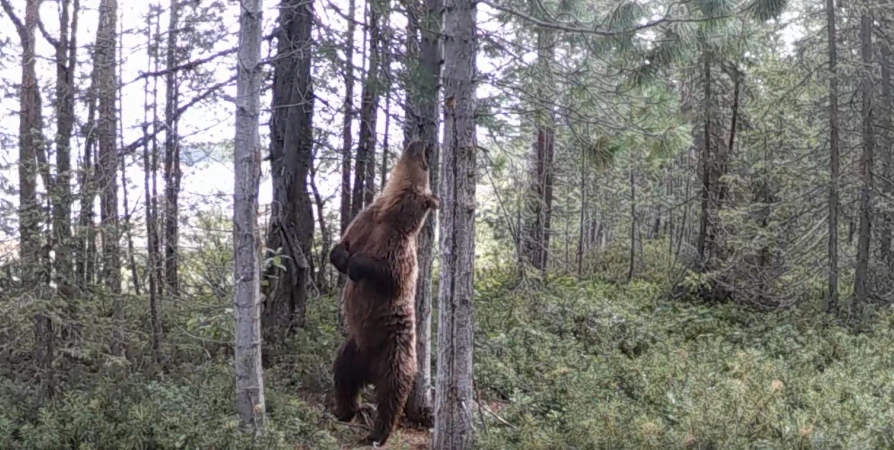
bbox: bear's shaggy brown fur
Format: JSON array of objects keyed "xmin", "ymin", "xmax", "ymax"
[{"xmin": 328, "ymin": 141, "xmax": 438, "ymax": 446}]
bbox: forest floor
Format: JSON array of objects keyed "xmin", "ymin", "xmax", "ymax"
[{"xmin": 6, "ymin": 270, "xmax": 894, "ymax": 449}]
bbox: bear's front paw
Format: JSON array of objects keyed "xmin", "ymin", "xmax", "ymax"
[
  {"xmin": 426, "ymin": 194, "xmax": 440, "ymax": 210},
  {"xmin": 347, "ymin": 256, "xmax": 365, "ymax": 282}
]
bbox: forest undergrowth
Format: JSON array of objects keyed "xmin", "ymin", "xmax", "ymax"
[{"xmin": 3, "ymin": 243, "xmax": 894, "ymax": 449}]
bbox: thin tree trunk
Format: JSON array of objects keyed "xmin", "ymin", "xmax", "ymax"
[
  {"xmin": 381, "ymin": 92, "xmax": 391, "ymax": 187},
  {"xmin": 2, "ymin": 0, "xmax": 53, "ymax": 401},
  {"xmin": 825, "ymin": 0, "xmax": 840, "ymax": 312},
  {"xmin": 142, "ymin": 13, "xmax": 161, "ymax": 362},
  {"xmin": 118, "ymin": 23, "xmax": 141, "ymax": 296},
  {"xmin": 404, "ymin": 0, "xmax": 442, "ymax": 424},
  {"xmin": 49, "ymin": 0, "xmax": 79, "ymax": 303},
  {"xmin": 95, "ymin": 0, "xmax": 123, "ymax": 355},
  {"xmin": 151, "ymin": 14, "xmax": 164, "ymax": 302},
  {"xmin": 309, "ymin": 156, "xmax": 331, "ymax": 293},
  {"xmin": 76, "ymin": 82, "xmax": 97, "ymax": 289},
  {"xmin": 433, "ymin": 0, "xmax": 476, "ymax": 445},
  {"xmin": 696, "ymin": 52, "xmax": 712, "ymax": 271},
  {"xmin": 354, "ymin": 0, "xmax": 382, "ymax": 210},
  {"xmin": 854, "ymin": 8, "xmax": 874, "ymax": 309},
  {"xmin": 627, "ymin": 168, "xmax": 635, "ymax": 282},
  {"xmin": 262, "ymin": 0, "xmax": 316, "ymax": 337},
  {"xmin": 880, "ymin": 30, "xmax": 893, "ymax": 265},
  {"xmin": 577, "ymin": 145, "xmax": 586, "ymax": 279},
  {"xmin": 163, "ymin": 0, "xmax": 181, "ymax": 301},
  {"xmin": 233, "ymin": 0, "xmax": 266, "ymax": 428},
  {"xmin": 337, "ymin": 0, "xmax": 357, "ymax": 291}
]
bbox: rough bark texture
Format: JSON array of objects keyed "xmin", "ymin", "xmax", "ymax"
[
  {"xmin": 403, "ymin": 0, "xmax": 442, "ymax": 424},
  {"xmin": 262, "ymin": 0, "xmax": 315, "ymax": 336},
  {"xmin": 696, "ymin": 52, "xmax": 712, "ymax": 270},
  {"xmin": 309, "ymin": 156, "xmax": 331, "ymax": 293},
  {"xmin": 825, "ymin": 0, "xmax": 840, "ymax": 312},
  {"xmin": 233, "ymin": 0, "xmax": 266, "ymax": 430},
  {"xmin": 521, "ymin": 26, "xmax": 555, "ymax": 274},
  {"xmin": 339, "ymin": 0, "xmax": 357, "ymax": 291},
  {"xmin": 627, "ymin": 169, "xmax": 635, "ymax": 282},
  {"xmin": 76, "ymin": 51, "xmax": 100, "ymax": 289},
  {"xmin": 142, "ymin": 11, "xmax": 162, "ymax": 363},
  {"xmin": 2, "ymin": 0, "xmax": 54, "ymax": 401},
  {"xmin": 51, "ymin": 0, "xmax": 79, "ymax": 302},
  {"xmin": 880, "ymin": 31, "xmax": 893, "ymax": 265},
  {"xmin": 163, "ymin": 0, "xmax": 181, "ymax": 300},
  {"xmin": 854, "ymin": 9, "xmax": 874, "ymax": 309},
  {"xmin": 353, "ymin": 1, "xmax": 381, "ymax": 213},
  {"xmin": 433, "ymin": 0, "xmax": 476, "ymax": 445},
  {"xmin": 95, "ymin": 0, "xmax": 123, "ymax": 354}
]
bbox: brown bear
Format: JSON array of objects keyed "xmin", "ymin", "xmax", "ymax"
[{"xmin": 329, "ymin": 140, "xmax": 439, "ymax": 446}]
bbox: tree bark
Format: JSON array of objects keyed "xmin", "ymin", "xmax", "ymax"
[
  {"xmin": 577, "ymin": 145, "xmax": 586, "ymax": 279},
  {"xmin": 854, "ymin": 8, "xmax": 874, "ymax": 309},
  {"xmin": 118, "ymin": 23, "xmax": 141, "ymax": 296},
  {"xmin": 696, "ymin": 51, "xmax": 712, "ymax": 271},
  {"xmin": 353, "ymin": 0, "xmax": 382, "ymax": 212},
  {"xmin": 433, "ymin": 0, "xmax": 476, "ymax": 445},
  {"xmin": 403, "ymin": 0, "xmax": 442, "ymax": 425},
  {"xmin": 94, "ymin": 0, "xmax": 123, "ymax": 354},
  {"xmin": 2, "ymin": 0, "xmax": 54, "ymax": 401},
  {"xmin": 233, "ymin": 0, "xmax": 266, "ymax": 429},
  {"xmin": 826, "ymin": 0, "xmax": 840, "ymax": 313},
  {"xmin": 48, "ymin": 0, "xmax": 79, "ymax": 302},
  {"xmin": 522, "ymin": 25, "xmax": 556, "ymax": 275},
  {"xmin": 262, "ymin": 0, "xmax": 316, "ymax": 337},
  {"xmin": 337, "ymin": 0, "xmax": 357, "ymax": 292},
  {"xmin": 381, "ymin": 92, "xmax": 391, "ymax": 187},
  {"xmin": 77, "ymin": 66, "xmax": 99, "ymax": 289},
  {"xmin": 308, "ymin": 155, "xmax": 331, "ymax": 293},
  {"xmin": 163, "ymin": 0, "xmax": 182, "ymax": 300},
  {"xmin": 142, "ymin": 13, "xmax": 162, "ymax": 362},
  {"xmin": 880, "ymin": 26, "xmax": 893, "ymax": 265},
  {"xmin": 627, "ymin": 168, "xmax": 635, "ymax": 282}
]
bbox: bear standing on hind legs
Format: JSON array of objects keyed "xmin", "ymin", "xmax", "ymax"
[{"xmin": 329, "ymin": 140, "xmax": 439, "ymax": 446}]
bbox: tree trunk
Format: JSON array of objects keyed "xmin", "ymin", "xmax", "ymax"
[
  {"xmin": 94, "ymin": 0, "xmax": 123, "ymax": 355},
  {"xmin": 353, "ymin": 0, "xmax": 382, "ymax": 212},
  {"xmin": 163, "ymin": 0, "xmax": 181, "ymax": 300},
  {"xmin": 880, "ymin": 28, "xmax": 893, "ymax": 265},
  {"xmin": 577, "ymin": 145, "xmax": 586, "ymax": 279},
  {"xmin": 142, "ymin": 14, "xmax": 162, "ymax": 362},
  {"xmin": 825, "ymin": 0, "xmax": 840, "ymax": 312},
  {"xmin": 2, "ymin": 0, "xmax": 54, "ymax": 401},
  {"xmin": 525, "ymin": 26, "xmax": 556, "ymax": 275},
  {"xmin": 380, "ymin": 92, "xmax": 391, "ymax": 187},
  {"xmin": 403, "ymin": 0, "xmax": 442, "ymax": 425},
  {"xmin": 337, "ymin": 0, "xmax": 357, "ymax": 291},
  {"xmin": 627, "ymin": 168, "xmax": 635, "ymax": 282},
  {"xmin": 118, "ymin": 25, "xmax": 141, "ymax": 296},
  {"xmin": 854, "ymin": 8, "xmax": 874, "ymax": 309},
  {"xmin": 433, "ymin": 0, "xmax": 476, "ymax": 446},
  {"xmin": 233, "ymin": 0, "xmax": 266, "ymax": 429},
  {"xmin": 48, "ymin": 0, "xmax": 79, "ymax": 303},
  {"xmin": 262, "ymin": 0, "xmax": 316, "ymax": 337},
  {"xmin": 696, "ymin": 51, "xmax": 712, "ymax": 271},
  {"xmin": 309, "ymin": 155, "xmax": 331, "ymax": 293},
  {"xmin": 151, "ymin": 12, "xmax": 165, "ymax": 303}
]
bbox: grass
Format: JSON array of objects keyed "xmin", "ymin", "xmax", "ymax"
[{"xmin": 4, "ymin": 270, "xmax": 894, "ymax": 449}]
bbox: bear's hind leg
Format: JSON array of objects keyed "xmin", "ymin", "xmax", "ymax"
[
  {"xmin": 364, "ymin": 347, "xmax": 415, "ymax": 446},
  {"xmin": 332, "ymin": 338, "xmax": 368, "ymax": 422}
]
